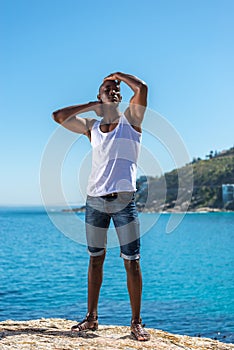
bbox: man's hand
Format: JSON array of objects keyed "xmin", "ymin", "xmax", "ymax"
[
  {"xmin": 104, "ymin": 72, "xmax": 121, "ymax": 85},
  {"xmin": 92, "ymin": 101, "xmax": 103, "ymax": 117}
]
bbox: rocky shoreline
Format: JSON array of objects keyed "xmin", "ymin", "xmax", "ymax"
[{"xmin": 0, "ymin": 318, "xmax": 233, "ymax": 350}]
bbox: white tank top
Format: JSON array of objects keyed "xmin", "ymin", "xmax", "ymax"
[{"xmin": 87, "ymin": 113, "xmax": 142, "ymax": 196}]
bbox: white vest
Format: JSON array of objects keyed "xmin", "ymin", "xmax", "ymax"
[{"xmin": 87, "ymin": 114, "xmax": 142, "ymax": 196}]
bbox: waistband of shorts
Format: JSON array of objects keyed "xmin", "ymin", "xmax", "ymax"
[
  {"xmin": 87, "ymin": 191, "xmax": 135, "ymax": 199},
  {"xmin": 101, "ymin": 192, "xmax": 118, "ymax": 198}
]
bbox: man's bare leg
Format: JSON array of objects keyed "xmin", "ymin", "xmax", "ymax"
[
  {"xmin": 71, "ymin": 252, "xmax": 105, "ymax": 331},
  {"xmin": 124, "ymin": 259, "xmax": 150, "ymax": 341},
  {"xmin": 88, "ymin": 252, "xmax": 106, "ymax": 316},
  {"xmin": 124, "ymin": 259, "xmax": 142, "ymax": 320}
]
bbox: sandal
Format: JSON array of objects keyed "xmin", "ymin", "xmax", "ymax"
[
  {"xmin": 131, "ymin": 318, "xmax": 150, "ymax": 341},
  {"xmin": 71, "ymin": 313, "xmax": 98, "ymax": 332}
]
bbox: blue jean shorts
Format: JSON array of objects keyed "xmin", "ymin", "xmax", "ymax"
[{"xmin": 85, "ymin": 192, "xmax": 140, "ymax": 260}]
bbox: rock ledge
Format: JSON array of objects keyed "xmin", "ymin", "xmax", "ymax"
[{"xmin": 0, "ymin": 318, "xmax": 233, "ymax": 350}]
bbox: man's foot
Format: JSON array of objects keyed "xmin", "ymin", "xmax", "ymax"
[
  {"xmin": 131, "ymin": 319, "xmax": 151, "ymax": 341},
  {"xmin": 71, "ymin": 313, "xmax": 98, "ymax": 332}
]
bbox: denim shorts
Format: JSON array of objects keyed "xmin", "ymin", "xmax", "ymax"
[{"xmin": 85, "ymin": 192, "xmax": 140, "ymax": 260}]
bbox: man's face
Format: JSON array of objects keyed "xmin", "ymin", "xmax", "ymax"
[{"xmin": 98, "ymin": 80, "xmax": 122, "ymax": 104}]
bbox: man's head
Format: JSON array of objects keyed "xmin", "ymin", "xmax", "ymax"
[{"xmin": 97, "ymin": 80, "xmax": 122, "ymax": 105}]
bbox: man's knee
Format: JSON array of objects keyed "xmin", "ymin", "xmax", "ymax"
[
  {"xmin": 89, "ymin": 251, "xmax": 106, "ymax": 269},
  {"xmin": 124, "ymin": 259, "xmax": 141, "ymax": 274}
]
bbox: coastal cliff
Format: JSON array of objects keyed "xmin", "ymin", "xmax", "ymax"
[{"xmin": 0, "ymin": 318, "xmax": 233, "ymax": 350}]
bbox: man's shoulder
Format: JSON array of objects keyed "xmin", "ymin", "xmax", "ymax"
[
  {"xmin": 85, "ymin": 118, "xmax": 98, "ymax": 129},
  {"xmin": 122, "ymin": 110, "xmax": 142, "ymax": 133}
]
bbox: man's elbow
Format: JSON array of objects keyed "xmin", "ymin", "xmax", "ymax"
[
  {"xmin": 136, "ymin": 81, "xmax": 148, "ymax": 95},
  {"xmin": 52, "ymin": 110, "xmax": 63, "ymax": 124},
  {"xmin": 140, "ymin": 81, "xmax": 148, "ymax": 94}
]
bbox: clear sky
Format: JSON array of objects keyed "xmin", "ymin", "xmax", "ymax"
[{"xmin": 1, "ymin": 0, "xmax": 234, "ymax": 206}]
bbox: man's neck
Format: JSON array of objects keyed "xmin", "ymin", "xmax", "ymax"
[{"xmin": 101, "ymin": 105, "xmax": 120, "ymax": 123}]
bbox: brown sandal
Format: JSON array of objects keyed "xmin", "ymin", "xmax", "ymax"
[
  {"xmin": 71, "ymin": 313, "xmax": 98, "ymax": 332},
  {"xmin": 131, "ymin": 319, "xmax": 150, "ymax": 341}
]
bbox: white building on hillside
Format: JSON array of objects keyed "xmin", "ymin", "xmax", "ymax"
[{"xmin": 222, "ymin": 184, "xmax": 234, "ymax": 204}]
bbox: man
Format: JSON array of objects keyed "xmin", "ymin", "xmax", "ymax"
[{"xmin": 52, "ymin": 72, "xmax": 150, "ymax": 341}]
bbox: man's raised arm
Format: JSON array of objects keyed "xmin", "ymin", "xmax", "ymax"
[
  {"xmin": 52, "ymin": 101, "xmax": 102, "ymax": 138},
  {"xmin": 104, "ymin": 72, "xmax": 148, "ymax": 126}
]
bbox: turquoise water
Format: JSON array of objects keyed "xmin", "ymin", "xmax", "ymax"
[{"xmin": 0, "ymin": 208, "xmax": 233, "ymax": 343}]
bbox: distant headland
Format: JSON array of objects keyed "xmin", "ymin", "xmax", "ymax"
[{"xmin": 135, "ymin": 146, "xmax": 234, "ymax": 213}]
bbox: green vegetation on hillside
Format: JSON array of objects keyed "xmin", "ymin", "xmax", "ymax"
[{"xmin": 136, "ymin": 147, "xmax": 234, "ymax": 211}]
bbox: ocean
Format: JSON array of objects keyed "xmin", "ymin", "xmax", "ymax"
[{"xmin": 0, "ymin": 207, "xmax": 233, "ymax": 344}]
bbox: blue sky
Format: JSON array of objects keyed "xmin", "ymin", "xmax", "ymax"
[{"xmin": 1, "ymin": 0, "xmax": 234, "ymax": 206}]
